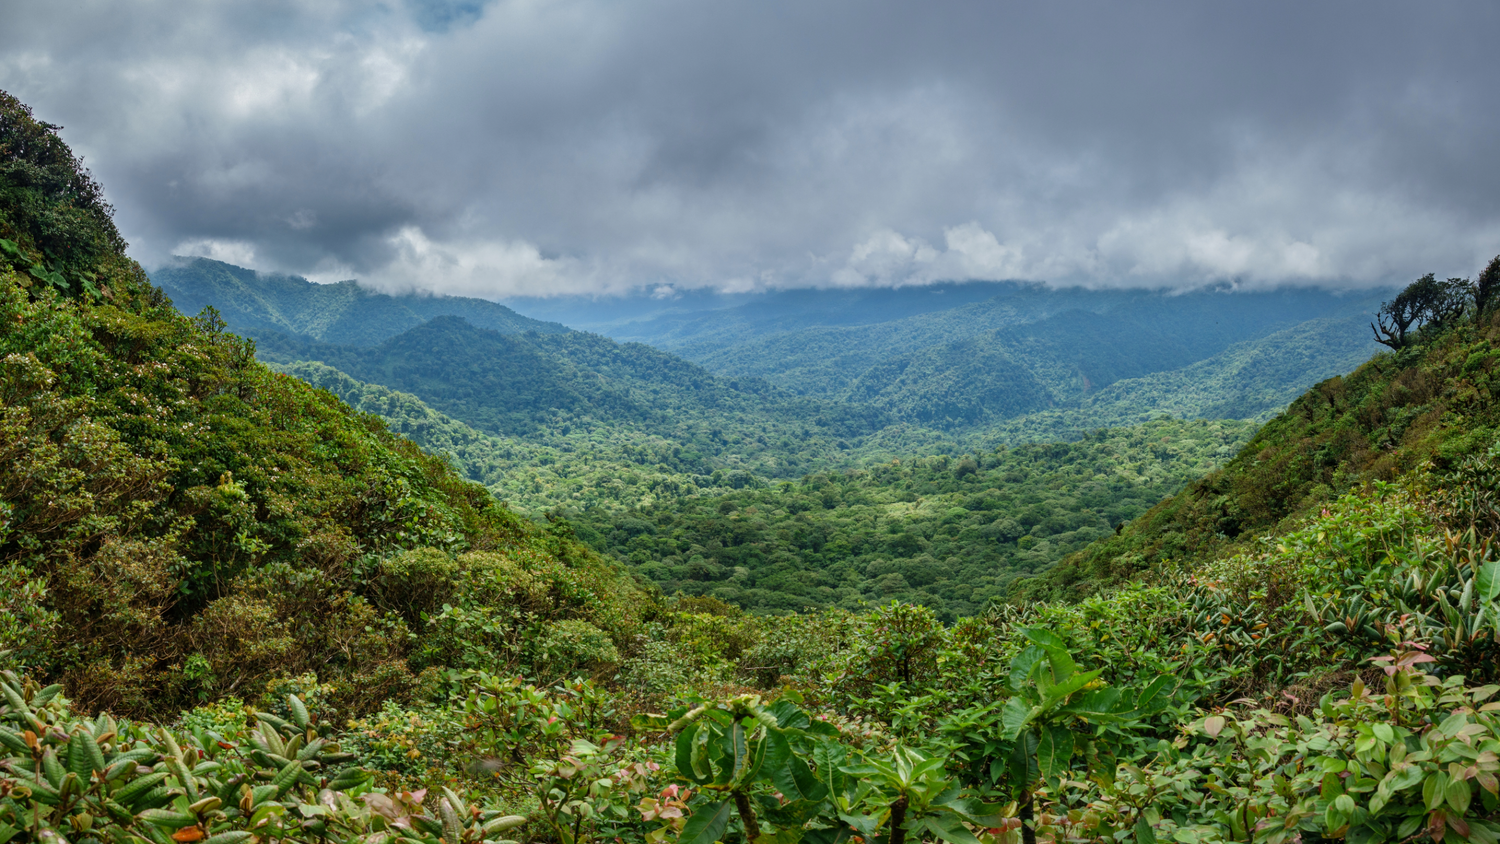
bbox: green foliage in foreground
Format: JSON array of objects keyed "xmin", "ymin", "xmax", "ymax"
[
  {"xmin": 0, "ymin": 670, "xmax": 532, "ymax": 844},
  {"xmin": 11, "ymin": 466, "xmax": 1500, "ymax": 844},
  {"xmin": 573, "ymin": 419, "xmax": 1254, "ymax": 618}
]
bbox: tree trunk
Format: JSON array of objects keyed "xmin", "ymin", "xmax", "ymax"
[
  {"xmin": 889, "ymin": 795, "xmax": 909, "ymax": 844},
  {"xmin": 734, "ymin": 790, "xmax": 761, "ymax": 842},
  {"xmin": 1020, "ymin": 792, "xmax": 1036, "ymax": 844}
]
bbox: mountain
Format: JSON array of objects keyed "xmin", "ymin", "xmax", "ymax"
[
  {"xmin": 153, "ymin": 256, "xmax": 567, "ymax": 345},
  {"xmin": 502, "ymin": 280, "xmax": 1059, "ymax": 346},
  {"xmin": 1026, "ymin": 302, "xmax": 1500, "ymax": 599},
  {"xmin": 0, "ymin": 92, "xmax": 644, "ymax": 718},
  {"xmin": 156, "ymin": 258, "xmax": 1387, "ymax": 451},
  {"xmin": 670, "ymin": 285, "xmax": 1385, "ymax": 406}
]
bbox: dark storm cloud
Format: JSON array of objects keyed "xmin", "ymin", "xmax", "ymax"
[{"xmin": 3, "ymin": 0, "xmax": 1498, "ymax": 296}]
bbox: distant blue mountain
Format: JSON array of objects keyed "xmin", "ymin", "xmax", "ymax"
[{"xmin": 153, "ymin": 257, "xmax": 567, "ymax": 346}]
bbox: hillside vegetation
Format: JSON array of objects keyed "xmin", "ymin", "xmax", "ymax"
[
  {"xmin": 664, "ymin": 285, "xmax": 1381, "ymax": 411},
  {"xmin": 155, "ymin": 257, "xmax": 567, "ymax": 345},
  {"xmin": 573, "ymin": 419, "xmax": 1254, "ymax": 618},
  {"xmin": 0, "ymin": 91, "xmax": 647, "ymax": 719},
  {"xmin": 254, "ymin": 316, "xmax": 885, "ymax": 479},
  {"xmin": 275, "ymin": 359, "xmax": 811, "ymax": 514},
  {"xmin": 9, "ymin": 89, "xmax": 1500, "ymax": 844},
  {"xmin": 1032, "ymin": 288, "xmax": 1500, "ymax": 600}
]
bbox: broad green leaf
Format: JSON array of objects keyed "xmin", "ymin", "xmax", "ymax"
[
  {"xmin": 771, "ymin": 754, "xmax": 827, "ymax": 803},
  {"xmin": 910, "ymin": 756, "xmax": 948, "ymax": 781},
  {"xmin": 679, "ymin": 801, "xmax": 734, "ymax": 844},
  {"xmin": 999, "ymin": 697, "xmax": 1032, "ymax": 740},
  {"xmin": 838, "ymin": 813, "xmax": 881, "ymax": 842},
  {"xmin": 1447, "ymin": 776, "xmax": 1472, "ymax": 814},
  {"xmin": 769, "ymin": 700, "xmax": 810, "ymax": 731},
  {"xmin": 1134, "ymin": 676, "xmax": 1173, "ymax": 713},
  {"xmin": 1477, "ymin": 560, "xmax": 1500, "ymax": 603},
  {"xmin": 763, "ymin": 729, "xmax": 792, "ymax": 771},
  {"xmin": 801, "ymin": 828, "xmax": 853, "ymax": 844},
  {"xmin": 1135, "ymin": 817, "xmax": 1156, "ymax": 844},
  {"xmin": 1006, "ymin": 729, "xmax": 1039, "ymax": 787},
  {"xmin": 921, "ymin": 815, "xmax": 984, "ymax": 844},
  {"xmin": 1423, "ymin": 770, "xmax": 1448, "ymax": 810},
  {"xmin": 1067, "ymin": 687, "xmax": 1126, "ymax": 720},
  {"xmin": 1038, "ymin": 725, "xmax": 1074, "ymax": 780},
  {"xmin": 730, "ymin": 722, "xmax": 749, "ymax": 782},
  {"xmin": 677, "ymin": 728, "xmax": 711, "ymax": 785},
  {"xmin": 1040, "ymin": 669, "xmax": 1101, "ymax": 708},
  {"xmin": 1008, "ymin": 646, "xmax": 1044, "ymax": 693},
  {"xmin": 1022, "ymin": 629, "xmax": 1074, "ymax": 676},
  {"xmin": 937, "ymin": 798, "xmax": 1008, "ymax": 828}
]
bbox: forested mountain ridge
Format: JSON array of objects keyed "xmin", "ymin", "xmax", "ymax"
[
  {"xmin": 679, "ymin": 285, "xmax": 1383, "ymax": 410},
  {"xmin": 1027, "ymin": 277, "xmax": 1500, "ymax": 600},
  {"xmin": 154, "ymin": 256, "xmax": 567, "ymax": 346},
  {"xmin": 275, "ymin": 358, "xmax": 880, "ymax": 514},
  {"xmin": 974, "ymin": 312, "xmax": 1381, "ymax": 443},
  {"xmin": 161, "ymin": 256, "xmax": 1385, "ymax": 466},
  {"xmin": 0, "ymin": 92, "xmax": 646, "ymax": 717},
  {"xmin": 254, "ymin": 316, "xmax": 888, "ymax": 477}
]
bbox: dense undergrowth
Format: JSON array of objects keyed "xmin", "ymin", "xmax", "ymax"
[
  {"xmin": 7, "ymin": 89, "xmax": 1500, "ymax": 844},
  {"xmin": 574, "ymin": 419, "xmax": 1253, "ymax": 618}
]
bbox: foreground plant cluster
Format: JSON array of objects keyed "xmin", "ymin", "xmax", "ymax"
[
  {"xmin": 6, "ymin": 464, "xmax": 1500, "ymax": 844},
  {"xmin": 7, "ymin": 89, "xmax": 1500, "ymax": 844}
]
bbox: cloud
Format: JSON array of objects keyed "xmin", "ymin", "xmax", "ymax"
[
  {"xmin": 375, "ymin": 226, "xmax": 595, "ymax": 297},
  {"xmin": 3, "ymin": 0, "xmax": 1499, "ymax": 296}
]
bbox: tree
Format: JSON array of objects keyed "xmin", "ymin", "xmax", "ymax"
[
  {"xmin": 1371, "ymin": 273, "xmax": 1467, "ymax": 349},
  {"xmin": 1475, "ymin": 255, "xmax": 1500, "ymax": 319}
]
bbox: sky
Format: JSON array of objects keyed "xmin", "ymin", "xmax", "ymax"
[{"xmin": 3, "ymin": 1, "xmax": 1499, "ymax": 298}]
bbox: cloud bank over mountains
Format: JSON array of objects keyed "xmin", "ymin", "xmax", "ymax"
[{"xmin": 3, "ymin": 0, "xmax": 1499, "ymax": 297}]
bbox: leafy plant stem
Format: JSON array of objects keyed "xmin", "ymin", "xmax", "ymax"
[
  {"xmin": 887, "ymin": 794, "xmax": 907, "ymax": 844},
  {"xmin": 733, "ymin": 790, "xmax": 760, "ymax": 841}
]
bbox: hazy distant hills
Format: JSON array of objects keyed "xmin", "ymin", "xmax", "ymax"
[
  {"xmin": 154, "ymin": 257, "xmax": 566, "ymax": 345},
  {"xmin": 253, "ymin": 315, "xmax": 883, "ymax": 455},
  {"xmin": 620, "ymin": 285, "xmax": 1384, "ymax": 400},
  {"xmin": 151, "ymin": 257, "xmax": 1389, "ymax": 513}
]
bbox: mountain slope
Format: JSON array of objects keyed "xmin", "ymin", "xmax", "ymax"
[
  {"xmin": 1027, "ymin": 307, "xmax": 1500, "ymax": 599},
  {"xmin": 973, "ymin": 312, "xmax": 1382, "ymax": 443},
  {"xmin": 0, "ymin": 94, "xmax": 644, "ymax": 716},
  {"xmin": 255, "ymin": 316, "xmax": 890, "ymax": 480},
  {"xmin": 686, "ymin": 286, "xmax": 1384, "ymax": 408},
  {"xmin": 162, "ymin": 258, "xmax": 1388, "ymax": 457},
  {"xmin": 153, "ymin": 256, "xmax": 567, "ymax": 345}
]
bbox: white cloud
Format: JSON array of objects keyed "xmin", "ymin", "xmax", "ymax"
[
  {"xmin": 173, "ymin": 238, "xmax": 259, "ymax": 267},
  {"xmin": 373, "ymin": 226, "xmax": 596, "ymax": 297},
  {"xmin": 5, "ymin": 1, "xmax": 1499, "ymax": 296}
]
